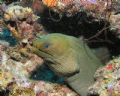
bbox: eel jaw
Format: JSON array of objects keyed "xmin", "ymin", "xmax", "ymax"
[{"xmin": 29, "ymin": 45, "xmax": 55, "ymax": 62}]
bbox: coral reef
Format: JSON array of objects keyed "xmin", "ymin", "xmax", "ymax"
[
  {"xmin": 0, "ymin": 0, "xmax": 120, "ymax": 96},
  {"xmin": 109, "ymin": 13, "xmax": 120, "ymax": 39},
  {"xmin": 88, "ymin": 56, "xmax": 120, "ymax": 96},
  {"xmin": 42, "ymin": 0, "xmax": 120, "ymax": 18},
  {"xmin": 0, "ymin": 44, "xmax": 78, "ymax": 96},
  {"xmin": 0, "ymin": 4, "xmax": 46, "ymax": 42},
  {"xmin": 3, "ymin": 5, "xmax": 39, "ymax": 21}
]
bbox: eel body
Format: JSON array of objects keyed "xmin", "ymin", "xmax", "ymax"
[{"xmin": 31, "ymin": 33, "xmax": 103, "ymax": 96}]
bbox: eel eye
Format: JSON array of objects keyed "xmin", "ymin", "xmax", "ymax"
[{"xmin": 43, "ymin": 43, "xmax": 50, "ymax": 48}]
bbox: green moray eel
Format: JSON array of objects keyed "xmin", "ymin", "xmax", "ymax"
[{"xmin": 30, "ymin": 33, "xmax": 103, "ymax": 96}]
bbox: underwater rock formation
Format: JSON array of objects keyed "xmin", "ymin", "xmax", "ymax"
[
  {"xmin": 89, "ymin": 56, "xmax": 120, "ymax": 96},
  {"xmin": 0, "ymin": 4, "xmax": 46, "ymax": 43},
  {"xmin": 109, "ymin": 13, "xmax": 120, "ymax": 39},
  {"xmin": 42, "ymin": 0, "xmax": 120, "ymax": 18},
  {"xmin": 0, "ymin": 44, "xmax": 78, "ymax": 96},
  {"xmin": 3, "ymin": 5, "xmax": 39, "ymax": 21}
]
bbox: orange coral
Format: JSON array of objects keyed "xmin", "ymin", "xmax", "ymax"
[{"xmin": 42, "ymin": 0, "xmax": 57, "ymax": 7}]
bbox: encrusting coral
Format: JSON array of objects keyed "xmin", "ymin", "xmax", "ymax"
[
  {"xmin": 42, "ymin": 0, "xmax": 120, "ymax": 18},
  {"xmin": 1, "ymin": 4, "xmax": 46, "ymax": 42},
  {"xmin": 3, "ymin": 5, "xmax": 39, "ymax": 21},
  {"xmin": 0, "ymin": 44, "xmax": 78, "ymax": 96},
  {"xmin": 109, "ymin": 13, "xmax": 120, "ymax": 39},
  {"xmin": 88, "ymin": 56, "xmax": 120, "ymax": 96}
]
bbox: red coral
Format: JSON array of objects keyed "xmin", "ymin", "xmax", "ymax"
[{"xmin": 106, "ymin": 64, "xmax": 114, "ymax": 71}]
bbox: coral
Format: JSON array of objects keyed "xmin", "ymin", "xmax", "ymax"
[
  {"xmin": 8, "ymin": 21, "xmax": 45, "ymax": 43},
  {"xmin": 32, "ymin": 0, "xmax": 45, "ymax": 13},
  {"xmin": 88, "ymin": 56, "xmax": 120, "ymax": 96},
  {"xmin": 0, "ymin": 18, "xmax": 16, "ymax": 46},
  {"xmin": 7, "ymin": 24, "xmax": 22, "ymax": 40},
  {"xmin": 1, "ymin": 4, "xmax": 45, "ymax": 42},
  {"xmin": 42, "ymin": 0, "xmax": 110, "ymax": 16},
  {"xmin": 9, "ymin": 83, "xmax": 36, "ymax": 96},
  {"xmin": 41, "ymin": 0, "xmax": 120, "ymax": 20},
  {"xmin": 4, "ymin": 5, "xmax": 39, "ymax": 21},
  {"xmin": 109, "ymin": 13, "xmax": 120, "ymax": 38},
  {"xmin": 17, "ymin": 21, "xmax": 34, "ymax": 40},
  {"xmin": 43, "ymin": 0, "xmax": 57, "ymax": 8},
  {"xmin": 0, "ymin": 44, "xmax": 78, "ymax": 96}
]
